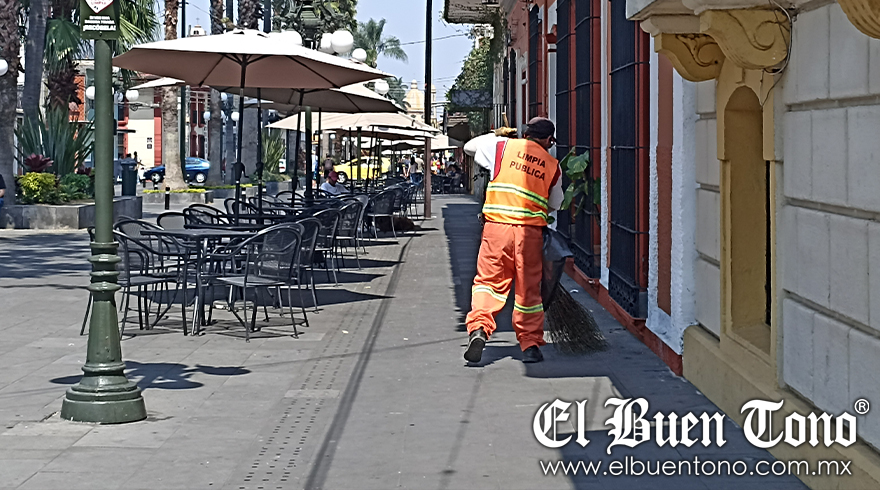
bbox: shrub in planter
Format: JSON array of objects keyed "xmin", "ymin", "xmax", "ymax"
[
  {"xmin": 143, "ymin": 188, "xmax": 207, "ymax": 194},
  {"xmin": 60, "ymin": 173, "xmax": 94, "ymax": 200},
  {"xmin": 17, "ymin": 173, "xmax": 64, "ymax": 204}
]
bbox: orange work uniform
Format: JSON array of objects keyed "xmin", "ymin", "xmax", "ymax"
[{"xmin": 466, "ymin": 139, "xmax": 560, "ymax": 351}]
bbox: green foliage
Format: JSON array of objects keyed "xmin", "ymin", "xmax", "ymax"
[
  {"xmin": 559, "ymin": 151, "xmax": 601, "ymax": 215},
  {"xmin": 262, "ymin": 129, "xmax": 286, "ymax": 176},
  {"xmin": 263, "ymin": 172, "xmax": 291, "ymax": 182},
  {"xmin": 59, "ymin": 173, "xmax": 94, "ymax": 199},
  {"xmin": 23, "ymin": 154, "xmax": 54, "ymax": 173},
  {"xmin": 447, "ymin": 37, "xmax": 493, "ymax": 135},
  {"xmin": 272, "ymin": 0, "xmax": 358, "ymax": 36},
  {"xmin": 16, "ymin": 173, "xmax": 63, "ymax": 204},
  {"xmin": 16, "ymin": 107, "xmax": 94, "ymax": 176},
  {"xmin": 353, "ymin": 18, "xmax": 407, "ymax": 68}
]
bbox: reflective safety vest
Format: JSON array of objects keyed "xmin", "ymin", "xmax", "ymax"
[{"xmin": 482, "ymin": 138, "xmax": 560, "ymax": 227}]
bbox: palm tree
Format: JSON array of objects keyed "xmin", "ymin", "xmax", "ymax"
[
  {"xmin": 20, "ymin": 0, "xmax": 47, "ymax": 123},
  {"xmin": 161, "ymin": 0, "xmax": 186, "ymax": 189},
  {"xmin": 238, "ymin": 0, "xmax": 261, "ymax": 29},
  {"xmin": 353, "ymin": 18, "xmax": 407, "ymax": 69},
  {"xmin": 0, "ymin": 0, "xmax": 21, "ymax": 207},
  {"xmin": 206, "ymin": 0, "xmax": 225, "ymax": 185}
]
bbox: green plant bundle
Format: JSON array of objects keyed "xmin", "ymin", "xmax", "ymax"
[
  {"xmin": 262, "ymin": 129, "xmax": 286, "ymax": 176},
  {"xmin": 143, "ymin": 189, "xmax": 206, "ymax": 194},
  {"xmin": 60, "ymin": 173, "xmax": 94, "ymax": 199},
  {"xmin": 559, "ymin": 150, "xmax": 601, "ymax": 215},
  {"xmin": 16, "ymin": 173, "xmax": 63, "ymax": 204},
  {"xmin": 16, "ymin": 108, "xmax": 94, "ymax": 176},
  {"xmin": 262, "ymin": 172, "xmax": 291, "ymax": 183}
]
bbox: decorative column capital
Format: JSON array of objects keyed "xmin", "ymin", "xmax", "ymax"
[
  {"xmin": 838, "ymin": 0, "xmax": 880, "ymax": 39},
  {"xmin": 699, "ymin": 9, "xmax": 790, "ymax": 71},
  {"xmin": 655, "ymin": 33, "xmax": 724, "ymax": 81}
]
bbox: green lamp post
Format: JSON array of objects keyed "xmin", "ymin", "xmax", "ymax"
[{"xmin": 61, "ymin": 0, "xmax": 146, "ymax": 424}]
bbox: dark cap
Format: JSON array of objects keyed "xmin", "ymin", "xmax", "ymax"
[{"xmin": 525, "ymin": 117, "xmax": 555, "ymax": 139}]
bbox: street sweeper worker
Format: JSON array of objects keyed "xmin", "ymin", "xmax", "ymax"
[{"xmin": 462, "ymin": 117, "xmax": 563, "ymax": 364}]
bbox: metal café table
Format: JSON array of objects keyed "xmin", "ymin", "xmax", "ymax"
[{"xmin": 142, "ymin": 228, "xmax": 254, "ymax": 335}]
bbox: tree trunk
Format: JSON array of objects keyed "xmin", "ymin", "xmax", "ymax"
[
  {"xmin": 207, "ymin": 90, "xmax": 223, "ymax": 185},
  {"xmin": 0, "ymin": 0, "xmax": 21, "ymax": 212},
  {"xmin": 206, "ymin": 0, "xmax": 224, "ymax": 185},
  {"xmin": 162, "ymin": 0, "xmax": 186, "ymax": 189},
  {"xmin": 224, "ymin": 96, "xmax": 236, "ymax": 184},
  {"xmin": 21, "ymin": 0, "xmax": 47, "ymax": 123}
]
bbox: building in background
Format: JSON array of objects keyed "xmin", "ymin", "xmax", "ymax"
[
  {"xmin": 404, "ymin": 80, "xmax": 438, "ymax": 126},
  {"xmin": 448, "ymin": 0, "xmax": 880, "ymax": 486}
]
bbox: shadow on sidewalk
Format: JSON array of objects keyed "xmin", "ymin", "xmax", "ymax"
[
  {"xmin": 49, "ymin": 361, "xmax": 250, "ymax": 391},
  {"xmin": 0, "ymin": 232, "xmax": 90, "ymax": 280}
]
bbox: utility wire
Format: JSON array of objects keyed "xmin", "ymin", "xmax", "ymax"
[{"xmin": 399, "ymin": 33, "xmax": 468, "ymax": 46}]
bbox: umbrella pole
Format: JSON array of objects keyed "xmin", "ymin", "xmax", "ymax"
[
  {"xmin": 318, "ymin": 109, "xmax": 322, "ymax": 166},
  {"xmin": 257, "ymin": 91, "xmax": 264, "ymax": 223},
  {"xmin": 356, "ymin": 127, "xmax": 362, "ymax": 184},
  {"xmin": 305, "ymin": 106, "xmax": 313, "ymax": 203},
  {"xmin": 235, "ymin": 63, "xmax": 248, "ymax": 225},
  {"xmin": 291, "ymin": 90, "xmax": 305, "ymax": 206}
]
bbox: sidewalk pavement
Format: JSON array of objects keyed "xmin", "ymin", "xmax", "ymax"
[{"xmin": 0, "ymin": 195, "xmax": 807, "ymax": 490}]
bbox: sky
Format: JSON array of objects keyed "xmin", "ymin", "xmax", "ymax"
[{"xmin": 177, "ymin": 0, "xmax": 475, "ymax": 102}]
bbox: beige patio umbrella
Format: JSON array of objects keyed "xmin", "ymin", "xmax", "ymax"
[
  {"xmin": 114, "ymin": 28, "xmax": 388, "ymax": 214},
  {"xmin": 219, "ymin": 82, "xmax": 402, "ymax": 114}
]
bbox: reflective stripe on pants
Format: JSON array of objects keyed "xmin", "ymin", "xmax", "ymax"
[{"xmin": 466, "ymin": 221, "xmax": 546, "ymax": 351}]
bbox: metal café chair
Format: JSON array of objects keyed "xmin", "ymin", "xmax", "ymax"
[
  {"xmin": 215, "ymin": 223, "xmax": 308, "ymax": 341},
  {"xmin": 293, "ymin": 217, "xmax": 321, "ymax": 310},
  {"xmin": 157, "ymin": 211, "xmax": 186, "ymax": 230},
  {"xmin": 334, "ymin": 200, "xmax": 363, "ymax": 269},
  {"xmin": 311, "ymin": 208, "xmax": 341, "ymax": 285},
  {"xmin": 366, "ymin": 190, "xmax": 398, "ymax": 239}
]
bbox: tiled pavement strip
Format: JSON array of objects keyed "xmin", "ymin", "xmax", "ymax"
[{"xmin": 0, "ymin": 196, "xmax": 806, "ymax": 490}]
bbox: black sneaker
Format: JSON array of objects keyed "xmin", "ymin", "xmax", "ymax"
[
  {"xmin": 464, "ymin": 329, "xmax": 487, "ymax": 363},
  {"xmin": 522, "ymin": 346, "xmax": 544, "ymax": 363}
]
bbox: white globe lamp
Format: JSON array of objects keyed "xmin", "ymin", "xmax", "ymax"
[
  {"xmin": 203, "ymin": 111, "xmax": 211, "ymax": 122},
  {"xmin": 125, "ymin": 89, "xmax": 139, "ymax": 102},
  {"xmin": 374, "ymin": 79, "xmax": 390, "ymax": 96},
  {"xmin": 331, "ymin": 30, "xmax": 354, "ymax": 54},
  {"xmin": 351, "ymin": 48, "xmax": 368, "ymax": 63},
  {"xmin": 231, "ymin": 111, "xmax": 240, "ymax": 122},
  {"xmin": 319, "ymin": 33, "xmax": 334, "ymax": 53},
  {"xmin": 85, "ymin": 86, "xmax": 96, "ymax": 100},
  {"xmin": 0, "ymin": 59, "xmax": 8, "ymax": 77}
]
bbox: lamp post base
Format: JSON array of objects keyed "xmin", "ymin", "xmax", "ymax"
[{"xmin": 61, "ymin": 382, "xmax": 147, "ymax": 424}]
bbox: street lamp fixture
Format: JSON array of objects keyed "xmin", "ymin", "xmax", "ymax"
[
  {"xmin": 0, "ymin": 59, "xmax": 8, "ymax": 77},
  {"xmin": 330, "ymin": 29, "xmax": 354, "ymax": 54},
  {"xmin": 319, "ymin": 33, "xmax": 334, "ymax": 53},
  {"xmin": 374, "ymin": 79, "xmax": 390, "ymax": 96},
  {"xmin": 85, "ymin": 86, "xmax": 96, "ymax": 100},
  {"xmin": 125, "ymin": 89, "xmax": 140, "ymax": 102},
  {"xmin": 231, "ymin": 111, "xmax": 240, "ymax": 122},
  {"xmin": 351, "ymin": 48, "xmax": 368, "ymax": 63}
]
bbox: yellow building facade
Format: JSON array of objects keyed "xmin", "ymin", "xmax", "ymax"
[{"xmin": 630, "ymin": 0, "xmax": 880, "ymax": 488}]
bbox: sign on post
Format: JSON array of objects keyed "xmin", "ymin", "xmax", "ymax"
[{"xmin": 79, "ymin": 0, "xmax": 120, "ymax": 40}]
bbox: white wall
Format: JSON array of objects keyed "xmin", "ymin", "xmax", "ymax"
[
  {"xmin": 693, "ymin": 79, "xmax": 721, "ymax": 337},
  {"xmin": 779, "ymin": 2, "xmax": 880, "ymax": 450}
]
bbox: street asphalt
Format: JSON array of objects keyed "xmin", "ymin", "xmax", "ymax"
[{"xmin": 0, "ymin": 195, "xmax": 807, "ymax": 489}]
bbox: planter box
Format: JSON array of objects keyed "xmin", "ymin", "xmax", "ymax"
[
  {"xmin": 264, "ymin": 181, "xmax": 293, "ymax": 196},
  {"xmin": 142, "ymin": 191, "xmax": 214, "ymax": 205},
  {"xmin": 210, "ymin": 187, "xmax": 258, "ymax": 201},
  {"xmin": 1, "ymin": 196, "xmax": 143, "ymax": 230}
]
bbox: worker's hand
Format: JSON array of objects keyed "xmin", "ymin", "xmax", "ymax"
[
  {"xmin": 477, "ymin": 213, "xmax": 485, "ymax": 227},
  {"xmin": 494, "ymin": 127, "xmax": 517, "ymax": 138}
]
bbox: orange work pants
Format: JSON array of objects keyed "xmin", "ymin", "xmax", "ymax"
[{"xmin": 466, "ymin": 221, "xmax": 546, "ymax": 351}]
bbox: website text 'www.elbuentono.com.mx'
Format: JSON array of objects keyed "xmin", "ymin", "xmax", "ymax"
[{"xmin": 539, "ymin": 457, "xmax": 852, "ymax": 477}]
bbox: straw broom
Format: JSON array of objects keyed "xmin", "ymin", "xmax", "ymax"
[{"xmin": 542, "ymin": 230, "xmax": 607, "ymax": 354}]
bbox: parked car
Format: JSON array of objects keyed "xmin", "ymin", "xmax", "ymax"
[{"xmin": 143, "ymin": 157, "xmax": 211, "ymax": 185}]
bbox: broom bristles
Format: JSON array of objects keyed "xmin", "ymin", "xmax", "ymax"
[{"xmin": 546, "ymin": 283, "xmax": 607, "ymax": 354}]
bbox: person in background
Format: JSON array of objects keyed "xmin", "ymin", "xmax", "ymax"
[
  {"xmin": 320, "ymin": 171, "xmax": 348, "ymax": 196},
  {"xmin": 0, "ymin": 172, "xmax": 6, "ymax": 212},
  {"xmin": 323, "ymin": 156, "xmax": 335, "ymax": 178},
  {"xmin": 134, "ymin": 151, "xmax": 145, "ymax": 185},
  {"xmin": 409, "ymin": 156, "xmax": 422, "ymax": 185}
]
